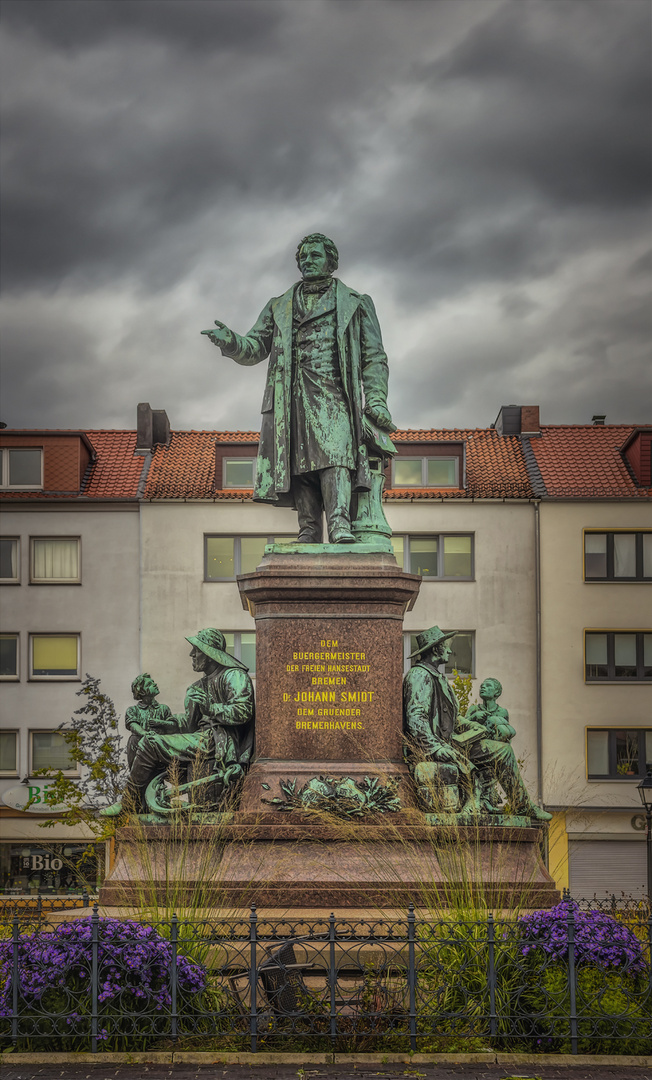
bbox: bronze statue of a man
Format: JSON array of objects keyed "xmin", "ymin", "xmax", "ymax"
[
  {"xmin": 403, "ymin": 627, "xmax": 551, "ymax": 823},
  {"xmin": 102, "ymin": 629, "xmax": 255, "ymax": 816},
  {"xmin": 202, "ymin": 234, "xmax": 394, "ymax": 543}
]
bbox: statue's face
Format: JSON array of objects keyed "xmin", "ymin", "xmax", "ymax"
[
  {"xmin": 298, "ymin": 241, "xmax": 331, "ymax": 280},
  {"xmin": 439, "ymin": 641, "xmax": 452, "ymax": 663},
  {"xmin": 479, "ymin": 679, "xmax": 499, "ymax": 700},
  {"xmin": 190, "ymin": 645, "xmax": 210, "ymax": 672}
]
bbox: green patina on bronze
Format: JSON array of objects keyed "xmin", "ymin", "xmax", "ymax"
[
  {"xmin": 262, "ymin": 774, "xmax": 402, "ymax": 818},
  {"xmin": 100, "ymin": 629, "xmax": 255, "ymax": 820},
  {"xmin": 402, "ymin": 627, "xmax": 552, "ymax": 825},
  {"xmin": 202, "ymin": 233, "xmax": 396, "ymax": 547}
]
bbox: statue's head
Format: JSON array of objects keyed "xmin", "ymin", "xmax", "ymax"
[
  {"xmin": 185, "ymin": 627, "xmax": 248, "ymax": 671},
  {"xmin": 409, "ymin": 626, "xmax": 457, "ymax": 665},
  {"xmin": 479, "ymin": 677, "xmax": 502, "ymax": 700},
  {"xmin": 296, "ymin": 233, "xmax": 339, "ymax": 278},
  {"xmin": 131, "ymin": 673, "xmax": 159, "ymax": 701}
]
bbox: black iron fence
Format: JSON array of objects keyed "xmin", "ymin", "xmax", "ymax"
[{"xmin": 1, "ymin": 900, "xmax": 650, "ymax": 1056}]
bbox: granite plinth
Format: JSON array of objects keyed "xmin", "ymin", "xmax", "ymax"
[
  {"xmin": 99, "ymin": 820, "xmax": 559, "ymax": 908},
  {"xmin": 237, "ymin": 552, "xmax": 420, "ymax": 813}
]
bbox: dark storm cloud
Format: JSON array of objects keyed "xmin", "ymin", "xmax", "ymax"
[
  {"xmin": 0, "ymin": 0, "xmax": 650, "ymax": 431},
  {"xmin": 1, "ymin": 0, "xmax": 281, "ymax": 53}
]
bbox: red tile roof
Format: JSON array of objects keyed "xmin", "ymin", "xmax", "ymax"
[
  {"xmin": 143, "ymin": 427, "xmax": 535, "ymax": 500},
  {"xmin": 530, "ymin": 425, "xmax": 652, "ymax": 498},
  {"xmin": 0, "ymin": 431, "xmax": 145, "ymax": 501},
  {"xmin": 83, "ymin": 431, "xmax": 145, "ymax": 499}
]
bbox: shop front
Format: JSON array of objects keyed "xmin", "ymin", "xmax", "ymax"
[{"xmin": 0, "ymin": 841, "xmax": 104, "ymax": 895}]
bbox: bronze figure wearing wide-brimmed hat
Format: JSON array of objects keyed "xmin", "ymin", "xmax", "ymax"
[
  {"xmin": 185, "ymin": 628, "xmax": 248, "ymax": 670},
  {"xmin": 101, "ymin": 627, "xmax": 255, "ymax": 819},
  {"xmin": 408, "ymin": 626, "xmax": 457, "ymax": 659}
]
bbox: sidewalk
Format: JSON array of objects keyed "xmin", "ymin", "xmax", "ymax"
[{"xmin": 2, "ymin": 1056, "xmax": 650, "ymax": 1080}]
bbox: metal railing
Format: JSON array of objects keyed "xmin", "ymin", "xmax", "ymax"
[{"xmin": 1, "ymin": 900, "xmax": 650, "ymax": 1055}]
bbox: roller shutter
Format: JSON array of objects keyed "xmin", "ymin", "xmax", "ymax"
[{"xmin": 569, "ymin": 839, "xmax": 646, "ymax": 900}]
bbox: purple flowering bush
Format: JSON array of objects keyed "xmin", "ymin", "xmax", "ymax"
[
  {"xmin": 0, "ymin": 917, "xmax": 209, "ymax": 1050},
  {"xmin": 506, "ymin": 900, "xmax": 651, "ymax": 1054},
  {"xmin": 517, "ymin": 898, "xmax": 647, "ymax": 974}
]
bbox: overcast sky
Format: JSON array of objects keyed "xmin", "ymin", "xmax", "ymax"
[{"xmin": 1, "ymin": 0, "xmax": 650, "ymax": 433}]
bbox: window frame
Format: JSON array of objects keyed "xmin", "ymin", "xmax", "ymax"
[
  {"xmin": 223, "ymin": 630, "xmax": 257, "ymax": 675},
  {"xmin": 204, "ymin": 535, "xmax": 296, "ymax": 581},
  {"xmin": 403, "ymin": 630, "xmax": 475, "ymax": 677},
  {"xmin": 29, "ymin": 730, "xmax": 79, "ymax": 777},
  {"xmin": 586, "ymin": 727, "xmax": 652, "ymax": 780},
  {"xmin": 392, "ymin": 534, "xmax": 475, "ymax": 581},
  {"xmin": 0, "ymin": 632, "xmax": 19, "ymax": 681},
  {"xmin": 0, "ymin": 537, "xmax": 20, "ymax": 583},
  {"xmin": 0, "ymin": 730, "xmax": 19, "ymax": 776},
  {"xmin": 583, "ymin": 529, "xmax": 652, "ymax": 582},
  {"xmin": 584, "ymin": 629, "xmax": 652, "ymax": 682},
  {"xmin": 29, "ymin": 536, "xmax": 81, "ymax": 585},
  {"xmin": 391, "ymin": 456, "xmax": 460, "ymax": 488},
  {"xmin": 222, "ymin": 457, "xmax": 256, "ymax": 490},
  {"xmin": 0, "ymin": 448, "xmax": 44, "ymax": 490},
  {"xmin": 28, "ymin": 633, "xmax": 81, "ymax": 681}
]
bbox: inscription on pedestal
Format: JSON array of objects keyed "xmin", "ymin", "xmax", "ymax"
[
  {"xmin": 286, "ymin": 637, "xmax": 372, "ymax": 733},
  {"xmin": 255, "ymin": 620, "xmax": 403, "ymax": 762}
]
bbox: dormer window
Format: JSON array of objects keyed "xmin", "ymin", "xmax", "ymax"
[
  {"xmin": 214, "ymin": 439, "xmax": 259, "ymax": 491},
  {"xmin": 0, "ymin": 448, "xmax": 43, "ymax": 489},
  {"xmin": 223, "ymin": 458, "xmax": 255, "ymax": 488},
  {"xmin": 388, "ymin": 440, "xmax": 464, "ymax": 490},
  {"xmin": 393, "ymin": 456, "xmax": 458, "ymax": 487}
]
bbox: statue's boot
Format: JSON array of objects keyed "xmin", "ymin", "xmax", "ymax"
[
  {"xmin": 321, "ymin": 466, "xmax": 355, "ymax": 543},
  {"xmin": 292, "ymin": 473, "xmax": 324, "ymax": 543},
  {"xmin": 478, "ymin": 775, "xmax": 503, "ymax": 813},
  {"xmin": 99, "ymin": 780, "xmax": 146, "ymax": 817}
]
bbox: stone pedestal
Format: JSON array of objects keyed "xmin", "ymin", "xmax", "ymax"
[
  {"xmin": 237, "ymin": 550, "xmax": 421, "ymax": 814},
  {"xmin": 99, "ymin": 550, "xmax": 559, "ymax": 911}
]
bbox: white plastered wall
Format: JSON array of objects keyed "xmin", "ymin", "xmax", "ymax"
[
  {"xmin": 0, "ymin": 507, "xmax": 141, "ymax": 821},
  {"xmin": 539, "ymin": 501, "xmax": 652, "ymax": 813}
]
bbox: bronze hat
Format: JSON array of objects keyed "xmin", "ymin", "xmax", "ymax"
[
  {"xmin": 408, "ymin": 626, "xmax": 457, "ymax": 659},
  {"xmin": 186, "ymin": 628, "xmax": 248, "ymax": 670}
]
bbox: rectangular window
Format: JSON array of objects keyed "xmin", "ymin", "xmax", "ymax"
[
  {"xmin": 30, "ymin": 538, "xmax": 80, "ymax": 583},
  {"xmin": 30, "ymin": 731, "xmax": 77, "ymax": 774},
  {"xmin": 585, "ymin": 631, "xmax": 652, "ymax": 682},
  {"xmin": 0, "ymin": 538, "xmax": 19, "ymax": 582},
  {"xmin": 222, "ymin": 459, "xmax": 255, "ymax": 488},
  {"xmin": 0, "ymin": 732, "xmax": 18, "ymax": 774},
  {"xmin": 587, "ymin": 728, "xmax": 652, "ymax": 779},
  {"xmin": 29, "ymin": 634, "xmax": 80, "ymax": 679},
  {"xmin": 393, "ymin": 456, "xmax": 459, "ymax": 487},
  {"xmin": 205, "ymin": 536, "xmax": 297, "ymax": 580},
  {"xmin": 223, "ymin": 631, "xmax": 256, "ymax": 674},
  {"xmin": 584, "ymin": 531, "xmax": 652, "ymax": 581},
  {"xmin": 392, "ymin": 534, "xmax": 474, "ymax": 580},
  {"xmin": 404, "ymin": 631, "xmax": 474, "ymax": 676},
  {"xmin": 0, "ymin": 634, "xmax": 19, "ymax": 679},
  {"xmin": 0, "ymin": 448, "xmax": 43, "ymax": 489}
]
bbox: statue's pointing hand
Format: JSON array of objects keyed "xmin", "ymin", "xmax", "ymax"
[{"xmin": 201, "ymin": 320, "xmax": 235, "ymax": 350}]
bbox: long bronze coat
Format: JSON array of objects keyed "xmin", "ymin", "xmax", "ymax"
[
  {"xmin": 402, "ymin": 660, "xmax": 460, "ymax": 762},
  {"xmin": 220, "ymin": 279, "xmax": 391, "ymax": 507}
]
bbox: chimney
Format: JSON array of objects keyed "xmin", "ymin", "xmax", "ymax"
[
  {"xmin": 136, "ymin": 403, "xmax": 170, "ymax": 453},
  {"xmin": 494, "ymin": 405, "xmax": 540, "ymax": 437},
  {"xmin": 592, "ymin": 414, "xmax": 606, "ymax": 425}
]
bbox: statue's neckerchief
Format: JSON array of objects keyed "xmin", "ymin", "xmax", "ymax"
[{"xmin": 300, "ymin": 276, "xmax": 333, "ymax": 296}]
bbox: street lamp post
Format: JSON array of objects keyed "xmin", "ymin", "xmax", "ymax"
[{"xmin": 637, "ymin": 769, "xmax": 652, "ymax": 905}]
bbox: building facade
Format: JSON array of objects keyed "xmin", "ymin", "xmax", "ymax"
[{"xmin": 2, "ymin": 407, "xmax": 649, "ymax": 898}]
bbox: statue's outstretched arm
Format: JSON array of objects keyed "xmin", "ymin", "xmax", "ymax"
[{"xmin": 201, "ymin": 302, "xmax": 275, "ymax": 367}]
